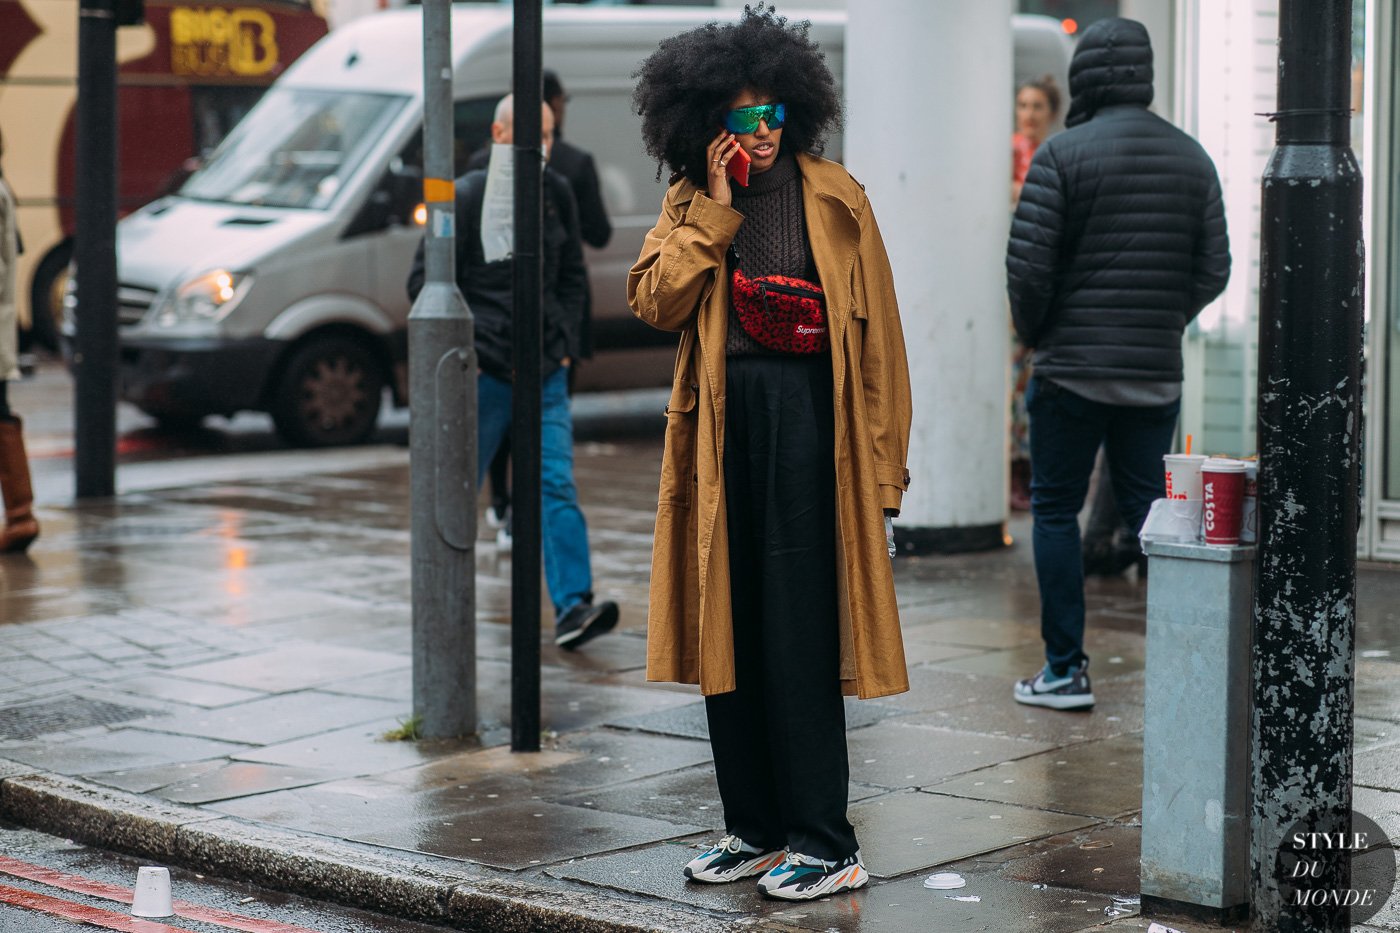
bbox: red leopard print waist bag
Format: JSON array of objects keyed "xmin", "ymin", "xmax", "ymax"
[{"xmin": 729, "ymin": 247, "xmax": 829, "ymax": 355}]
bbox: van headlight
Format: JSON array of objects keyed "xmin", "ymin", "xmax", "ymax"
[{"xmin": 156, "ymin": 269, "xmax": 251, "ymax": 326}]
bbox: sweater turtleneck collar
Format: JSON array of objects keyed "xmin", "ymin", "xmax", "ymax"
[{"xmin": 732, "ymin": 149, "xmax": 798, "ymax": 198}]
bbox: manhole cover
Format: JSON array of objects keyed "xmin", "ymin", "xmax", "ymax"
[{"xmin": 0, "ymin": 698, "xmax": 155, "ymax": 741}]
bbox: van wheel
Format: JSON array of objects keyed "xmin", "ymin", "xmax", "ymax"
[{"xmin": 270, "ymin": 336, "xmax": 384, "ymax": 447}]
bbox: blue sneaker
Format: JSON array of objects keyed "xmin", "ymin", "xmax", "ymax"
[
  {"xmin": 1014, "ymin": 661, "xmax": 1095, "ymax": 710},
  {"xmin": 683, "ymin": 835, "xmax": 786, "ymax": 884},
  {"xmin": 757, "ymin": 851, "xmax": 868, "ymax": 900}
]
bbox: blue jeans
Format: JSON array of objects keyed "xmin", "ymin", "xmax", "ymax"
[
  {"xmin": 477, "ymin": 368, "xmax": 593, "ymax": 619},
  {"xmin": 1027, "ymin": 376, "xmax": 1179, "ymax": 673}
]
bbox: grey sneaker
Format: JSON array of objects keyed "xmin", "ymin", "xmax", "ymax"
[
  {"xmin": 1014, "ymin": 661, "xmax": 1095, "ymax": 710},
  {"xmin": 554, "ymin": 600, "xmax": 619, "ymax": 650}
]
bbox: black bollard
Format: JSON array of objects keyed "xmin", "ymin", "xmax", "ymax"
[
  {"xmin": 1250, "ymin": 1, "xmax": 1363, "ymax": 930},
  {"xmin": 74, "ymin": 0, "xmax": 119, "ymax": 499},
  {"xmin": 510, "ymin": 0, "xmax": 543, "ymax": 754}
]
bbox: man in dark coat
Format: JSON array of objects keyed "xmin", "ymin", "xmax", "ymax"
[
  {"xmin": 475, "ymin": 71, "xmax": 613, "ymax": 539},
  {"xmin": 1005, "ymin": 17, "xmax": 1230, "ymax": 710},
  {"xmin": 408, "ymin": 95, "xmax": 619, "ymax": 650}
]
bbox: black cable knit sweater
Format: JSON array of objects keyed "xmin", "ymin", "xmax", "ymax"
[{"xmin": 726, "ymin": 152, "xmax": 820, "ymax": 356}]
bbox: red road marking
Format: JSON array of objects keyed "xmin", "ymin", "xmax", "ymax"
[
  {"xmin": 0, "ymin": 856, "xmax": 323, "ymax": 933},
  {"xmin": 0, "ymin": 881, "xmax": 201, "ymax": 932}
]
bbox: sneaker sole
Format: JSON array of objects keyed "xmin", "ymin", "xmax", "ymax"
[
  {"xmin": 760, "ymin": 865, "xmax": 868, "ymax": 901},
  {"xmin": 555, "ymin": 603, "xmax": 619, "ymax": 650},
  {"xmin": 685, "ymin": 851, "xmax": 785, "ymax": 884},
  {"xmin": 1013, "ymin": 689, "xmax": 1095, "ymax": 710}
]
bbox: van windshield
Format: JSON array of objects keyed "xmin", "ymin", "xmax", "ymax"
[{"xmin": 180, "ymin": 89, "xmax": 407, "ymax": 209}]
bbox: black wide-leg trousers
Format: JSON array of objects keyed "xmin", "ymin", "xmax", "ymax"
[{"xmin": 704, "ymin": 353, "xmax": 858, "ymax": 862}]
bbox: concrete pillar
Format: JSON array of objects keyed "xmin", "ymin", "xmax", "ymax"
[{"xmin": 846, "ymin": 0, "xmax": 1013, "ymax": 554}]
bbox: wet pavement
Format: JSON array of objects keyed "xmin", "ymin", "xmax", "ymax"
[{"xmin": 0, "ymin": 365, "xmax": 1397, "ymax": 931}]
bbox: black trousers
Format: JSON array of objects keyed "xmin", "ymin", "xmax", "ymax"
[{"xmin": 705, "ymin": 353, "xmax": 857, "ymax": 861}]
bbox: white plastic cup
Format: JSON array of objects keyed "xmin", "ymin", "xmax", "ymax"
[
  {"xmin": 131, "ymin": 866, "xmax": 173, "ymax": 918},
  {"xmin": 1241, "ymin": 459, "xmax": 1259, "ymax": 544},
  {"xmin": 1163, "ymin": 453, "xmax": 1206, "ymax": 501}
]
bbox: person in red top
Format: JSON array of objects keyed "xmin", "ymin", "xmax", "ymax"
[{"xmin": 1009, "ymin": 75, "xmax": 1061, "ymax": 510}]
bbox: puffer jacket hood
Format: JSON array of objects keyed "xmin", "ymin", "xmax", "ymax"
[{"xmin": 1065, "ymin": 17, "xmax": 1154, "ymax": 128}]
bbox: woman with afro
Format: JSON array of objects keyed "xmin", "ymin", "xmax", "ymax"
[{"xmin": 627, "ymin": 5, "xmax": 913, "ymax": 902}]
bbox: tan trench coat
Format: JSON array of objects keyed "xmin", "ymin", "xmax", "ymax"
[
  {"xmin": 0, "ymin": 178, "xmax": 19, "ymax": 382},
  {"xmin": 627, "ymin": 153, "xmax": 913, "ymax": 700}
]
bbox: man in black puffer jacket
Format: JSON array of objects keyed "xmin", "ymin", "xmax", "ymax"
[{"xmin": 1006, "ymin": 17, "xmax": 1230, "ymax": 711}]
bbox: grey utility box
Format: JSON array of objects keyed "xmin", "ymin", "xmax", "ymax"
[{"xmin": 1139, "ymin": 540, "xmax": 1254, "ymax": 924}]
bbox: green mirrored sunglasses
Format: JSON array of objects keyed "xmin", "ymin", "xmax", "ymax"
[{"xmin": 724, "ymin": 103, "xmax": 786, "ymax": 135}]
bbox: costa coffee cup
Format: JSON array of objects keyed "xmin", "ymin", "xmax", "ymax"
[
  {"xmin": 1202, "ymin": 458, "xmax": 1247, "ymax": 545},
  {"xmin": 1163, "ymin": 453, "xmax": 1206, "ymax": 501},
  {"xmin": 1241, "ymin": 458, "xmax": 1259, "ymax": 544}
]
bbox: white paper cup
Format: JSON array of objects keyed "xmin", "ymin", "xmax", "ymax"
[
  {"xmin": 131, "ymin": 866, "xmax": 173, "ymax": 918},
  {"xmin": 1163, "ymin": 454, "xmax": 1206, "ymax": 501}
]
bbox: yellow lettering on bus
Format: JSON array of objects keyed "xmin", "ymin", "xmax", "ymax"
[{"xmin": 170, "ymin": 7, "xmax": 278, "ymax": 77}]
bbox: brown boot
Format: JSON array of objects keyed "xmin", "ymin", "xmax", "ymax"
[{"xmin": 0, "ymin": 417, "xmax": 39, "ymax": 553}]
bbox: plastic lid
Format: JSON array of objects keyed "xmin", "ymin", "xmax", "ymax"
[
  {"xmin": 1203, "ymin": 457, "xmax": 1247, "ymax": 472},
  {"xmin": 923, "ymin": 871, "xmax": 967, "ymax": 890}
]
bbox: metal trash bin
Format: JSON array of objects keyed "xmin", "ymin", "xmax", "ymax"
[{"xmin": 1139, "ymin": 539, "xmax": 1255, "ymax": 924}]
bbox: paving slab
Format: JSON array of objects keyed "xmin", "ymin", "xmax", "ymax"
[
  {"xmin": 899, "ymin": 617, "xmax": 1044, "ymax": 650},
  {"xmin": 0, "ymin": 729, "xmax": 251, "ymax": 775},
  {"xmin": 998, "ymin": 821, "xmax": 1141, "ymax": 897},
  {"xmin": 137, "ymin": 690, "xmax": 405, "ymax": 745},
  {"xmin": 847, "ymin": 722, "xmax": 1055, "ymax": 788},
  {"xmin": 899, "ymin": 673, "xmax": 1145, "ymax": 744},
  {"xmin": 848, "ymin": 792, "xmax": 1096, "ymax": 878},
  {"xmin": 928, "ymin": 632, "xmax": 1146, "ymax": 681},
  {"xmin": 1357, "ymin": 743, "xmax": 1400, "ymax": 792},
  {"xmin": 929, "ymin": 734, "xmax": 1143, "ymax": 819},
  {"xmin": 1355, "ymin": 786, "xmax": 1400, "ymax": 844},
  {"xmin": 173, "ymin": 645, "xmax": 408, "ymax": 693},
  {"xmin": 1358, "ymin": 659, "xmax": 1400, "ymax": 724},
  {"xmin": 1357, "ymin": 718, "xmax": 1400, "ymax": 752},
  {"xmin": 549, "ymin": 764, "xmax": 886, "ymax": 830},
  {"xmin": 231, "ymin": 718, "xmax": 465, "ymax": 777},
  {"xmin": 607, "ymin": 697, "xmax": 900, "ymax": 741},
  {"xmin": 351, "ymin": 798, "xmax": 704, "ymax": 870},
  {"xmin": 382, "ymin": 729, "xmax": 715, "ymax": 796}
]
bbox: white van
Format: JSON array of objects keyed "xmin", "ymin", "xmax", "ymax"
[{"xmin": 93, "ymin": 7, "xmax": 1069, "ymax": 446}]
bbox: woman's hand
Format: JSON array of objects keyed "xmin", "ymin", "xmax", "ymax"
[{"xmin": 705, "ymin": 130, "xmax": 741, "ymax": 208}]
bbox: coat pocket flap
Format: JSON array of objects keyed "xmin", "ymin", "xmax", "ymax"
[{"xmin": 665, "ymin": 381, "xmax": 698, "ymax": 415}]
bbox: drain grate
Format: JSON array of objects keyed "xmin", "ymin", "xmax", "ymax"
[{"xmin": 0, "ymin": 697, "xmax": 155, "ymax": 741}]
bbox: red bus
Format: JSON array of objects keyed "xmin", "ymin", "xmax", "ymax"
[{"xmin": 0, "ymin": 0, "xmax": 327, "ymax": 349}]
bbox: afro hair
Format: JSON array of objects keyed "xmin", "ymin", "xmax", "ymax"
[{"xmin": 632, "ymin": 4, "xmax": 841, "ymax": 188}]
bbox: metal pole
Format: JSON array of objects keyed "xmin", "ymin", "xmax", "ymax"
[
  {"xmin": 410, "ymin": 0, "xmax": 477, "ymax": 739},
  {"xmin": 511, "ymin": 0, "xmax": 543, "ymax": 753},
  {"xmin": 73, "ymin": 0, "xmax": 118, "ymax": 499},
  {"xmin": 1251, "ymin": 1, "xmax": 1362, "ymax": 929}
]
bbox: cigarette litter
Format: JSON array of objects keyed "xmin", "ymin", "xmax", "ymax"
[
  {"xmin": 944, "ymin": 894, "xmax": 981, "ymax": 903},
  {"xmin": 923, "ymin": 871, "xmax": 966, "ymax": 890}
]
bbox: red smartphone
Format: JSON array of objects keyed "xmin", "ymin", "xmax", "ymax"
[{"xmin": 726, "ymin": 143, "xmax": 751, "ymax": 187}]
